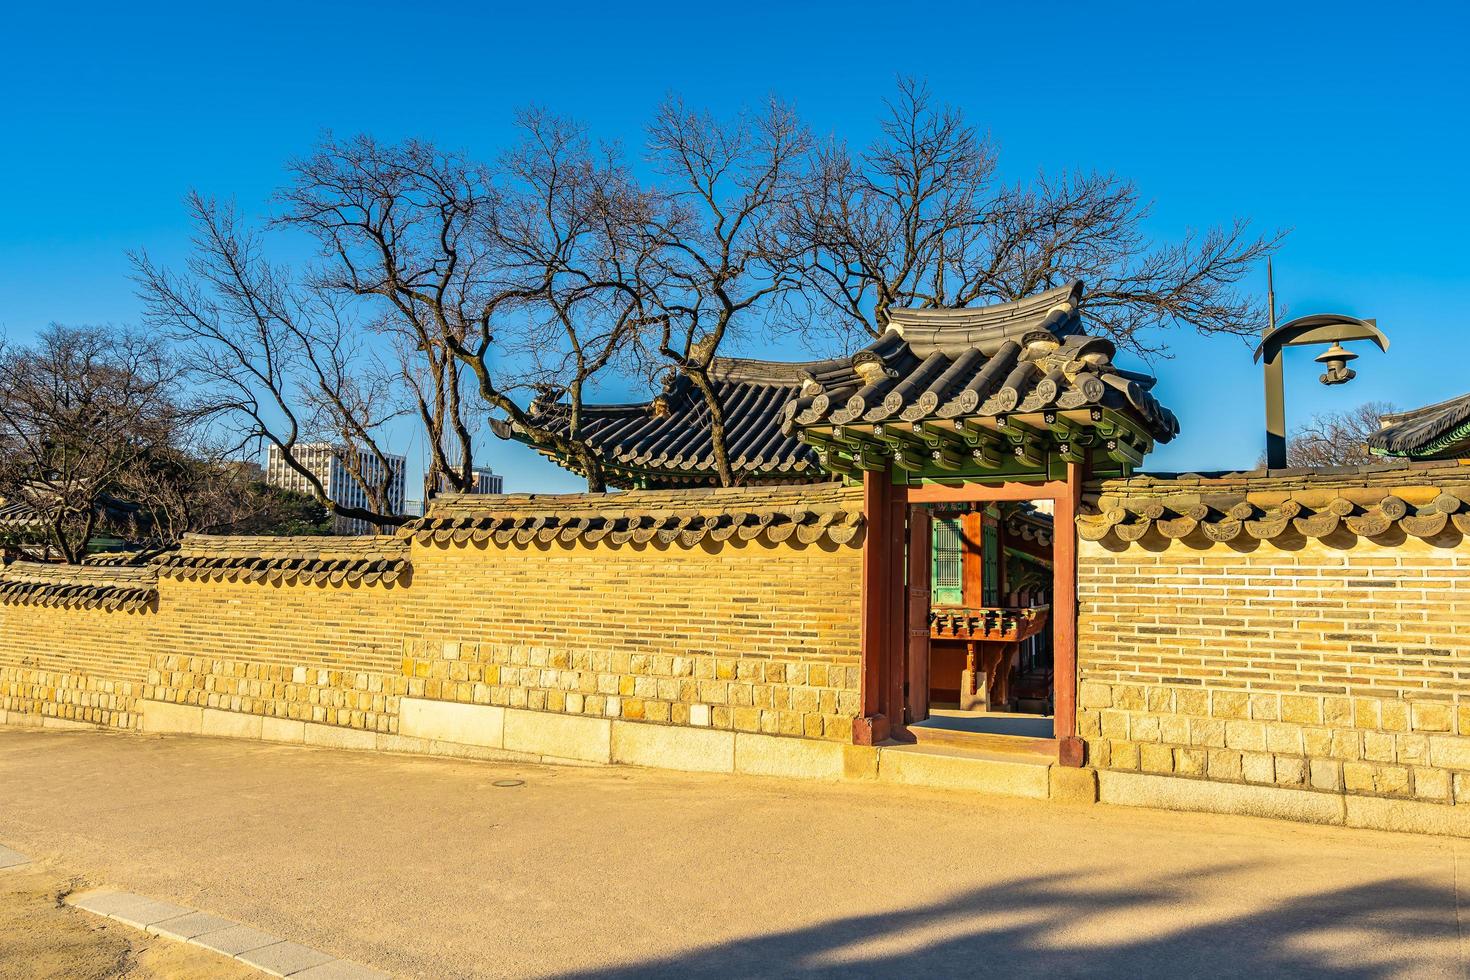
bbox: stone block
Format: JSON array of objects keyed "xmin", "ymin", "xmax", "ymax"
[
  {"xmin": 147, "ymin": 911, "xmax": 238, "ymax": 942},
  {"xmin": 303, "ymin": 723, "xmax": 377, "ymax": 752},
  {"xmin": 1309, "ymin": 758, "xmax": 1341, "ymax": 792},
  {"xmin": 1211, "ymin": 691, "xmax": 1248, "ymax": 720},
  {"xmin": 1274, "ymin": 756, "xmax": 1306, "ymax": 787},
  {"xmin": 1342, "ymin": 762, "xmax": 1376, "ymax": 793},
  {"xmin": 1361, "ymin": 731, "xmax": 1396, "ymax": 763},
  {"xmin": 1225, "ymin": 721, "xmax": 1266, "ymax": 752},
  {"xmin": 1174, "ymin": 747, "xmax": 1207, "ymax": 777},
  {"xmin": 74, "ymin": 891, "xmax": 192, "ymax": 929},
  {"xmin": 1132, "ymin": 714, "xmax": 1161, "ymax": 743},
  {"xmin": 1375, "ymin": 766, "xmax": 1410, "ymax": 796},
  {"xmin": 1323, "ymin": 697, "xmax": 1354, "ymax": 727},
  {"xmin": 399, "ymin": 698, "xmax": 504, "ymax": 749},
  {"xmin": 1381, "ymin": 700, "xmax": 1410, "ymax": 732},
  {"xmin": 1112, "ymin": 741, "xmax": 1140, "ymax": 770},
  {"xmin": 1207, "ymin": 749, "xmax": 1242, "ymax": 781},
  {"xmin": 1429, "ymin": 735, "xmax": 1470, "ymax": 770},
  {"xmin": 1099, "ymin": 711, "xmax": 1129, "ymax": 739},
  {"xmin": 238, "ymin": 940, "xmax": 336, "ymax": 977},
  {"xmin": 1190, "ymin": 718, "xmax": 1226, "ymax": 748},
  {"xmin": 1241, "ymin": 752, "xmax": 1275, "ymax": 784},
  {"xmin": 1280, "ymin": 695, "xmax": 1320, "ymax": 725},
  {"xmin": 1345, "ymin": 796, "xmax": 1470, "ymax": 839},
  {"xmin": 1412, "ymin": 702, "xmax": 1452, "ymax": 733},
  {"xmin": 291, "ymin": 960, "xmax": 391, "ymax": 980},
  {"xmin": 1049, "ymin": 765, "xmax": 1098, "ymax": 804},
  {"xmin": 1079, "ymin": 682, "xmax": 1111, "ymax": 709},
  {"xmin": 1098, "ymin": 770, "xmax": 1345, "ymax": 827},
  {"xmin": 734, "ymin": 732, "xmax": 867, "ymax": 781},
  {"xmin": 1249, "ymin": 693, "xmax": 1279, "ymax": 721},
  {"xmin": 1397, "ymin": 734, "xmax": 1430, "ymax": 765},
  {"xmin": 201, "ymin": 708, "xmax": 263, "ymax": 741},
  {"xmin": 1414, "ymin": 767, "xmax": 1451, "ymax": 802},
  {"xmin": 877, "ymin": 745, "xmax": 1050, "ymax": 800},
  {"xmin": 612, "ymin": 721, "xmax": 733, "ymax": 773},
  {"xmin": 1139, "ymin": 743, "xmax": 1174, "ymax": 774},
  {"xmin": 261, "ymin": 717, "xmax": 306, "ymax": 743},
  {"xmin": 1265, "ymin": 723, "xmax": 1303, "ymax": 755},
  {"xmin": 503, "ymin": 707, "xmax": 611, "ymax": 763},
  {"xmin": 1159, "ymin": 715, "xmax": 1190, "ymax": 745},
  {"xmin": 140, "ymin": 700, "xmax": 202, "ymax": 735},
  {"xmin": 191, "ymin": 924, "xmax": 284, "ymax": 956}
]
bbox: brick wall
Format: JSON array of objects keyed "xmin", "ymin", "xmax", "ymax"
[
  {"xmin": 1, "ymin": 492, "xmax": 864, "ymax": 744},
  {"xmin": 1078, "ymin": 535, "xmax": 1470, "ymax": 806},
  {"xmin": 0, "ymin": 602, "xmax": 150, "ymax": 728}
]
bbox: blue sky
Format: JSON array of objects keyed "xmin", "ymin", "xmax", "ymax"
[{"xmin": 3, "ymin": 0, "xmax": 1467, "ymax": 495}]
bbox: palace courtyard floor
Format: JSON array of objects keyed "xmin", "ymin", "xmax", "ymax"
[{"xmin": 0, "ymin": 728, "xmax": 1466, "ymax": 978}]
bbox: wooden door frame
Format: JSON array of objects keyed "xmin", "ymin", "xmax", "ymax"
[{"xmin": 856, "ymin": 465, "xmax": 1085, "ymax": 766}]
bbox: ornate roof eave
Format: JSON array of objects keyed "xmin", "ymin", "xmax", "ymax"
[
  {"xmin": 796, "ymin": 405, "xmax": 1155, "ymax": 484},
  {"xmin": 0, "ymin": 561, "xmax": 158, "ymax": 612},
  {"xmin": 412, "ymin": 483, "xmax": 865, "ymax": 548},
  {"xmin": 153, "ymin": 534, "xmax": 410, "ymax": 587},
  {"xmin": 1078, "ymin": 464, "xmax": 1470, "ymax": 545}
]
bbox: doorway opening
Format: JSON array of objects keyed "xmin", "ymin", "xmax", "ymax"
[{"xmin": 909, "ymin": 500, "xmax": 1055, "ymax": 742}]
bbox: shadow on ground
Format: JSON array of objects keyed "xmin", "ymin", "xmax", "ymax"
[{"xmin": 556, "ymin": 863, "xmax": 1459, "ymax": 978}]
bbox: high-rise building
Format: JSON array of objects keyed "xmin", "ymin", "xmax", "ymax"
[
  {"xmin": 265, "ymin": 443, "xmax": 406, "ymax": 535},
  {"xmin": 436, "ymin": 467, "xmax": 504, "ymax": 496}
]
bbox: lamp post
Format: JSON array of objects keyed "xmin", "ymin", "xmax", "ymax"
[{"xmin": 1253, "ymin": 261, "xmax": 1389, "ymax": 468}]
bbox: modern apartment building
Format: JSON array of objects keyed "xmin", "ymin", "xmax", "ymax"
[
  {"xmin": 265, "ymin": 443, "xmax": 407, "ymax": 535},
  {"xmin": 435, "ymin": 467, "xmax": 504, "ymax": 496}
]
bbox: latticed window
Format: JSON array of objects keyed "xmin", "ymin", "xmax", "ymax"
[{"xmin": 931, "ymin": 517, "xmax": 964, "ymax": 605}]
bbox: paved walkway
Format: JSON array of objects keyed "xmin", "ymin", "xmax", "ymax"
[{"xmin": 1, "ymin": 728, "xmax": 1466, "ymax": 978}]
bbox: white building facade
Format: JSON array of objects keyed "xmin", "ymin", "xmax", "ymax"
[
  {"xmin": 436, "ymin": 467, "xmax": 504, "ymax": 496},
  {"xmin": 265, "ymin": 443, "xmax": 407, "ymax": 535}
]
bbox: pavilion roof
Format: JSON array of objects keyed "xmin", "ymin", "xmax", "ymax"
[
  {"xmin": 494, "ymin": 281, "xmax": 1177, "ymax": 487},
  {"xmin": 1367, "ymin": 392, "xmax": 1470, "ymax": 460}
]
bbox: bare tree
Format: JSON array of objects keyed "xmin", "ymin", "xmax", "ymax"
[
  {"xmin": 792, "ymin": 78, "xmax": 1284, "ymax": 356},
  {"xmin": 273, "ymin": 129, "xmax": 651, "ymax": 493},
  {"xmin": 1284, "ymin": 401, "xmax": 1394, "ymax": 467},
  {"xmin": 132, "ymin": 195, "xmax": 408, "ymax": 529},
  {"xmin": 0, "ymin": 325, "xmax": 182, "ymax": 562},
  {"xmin": 639, "ymin": 97, "xmax": 812, "ymax": 484}
]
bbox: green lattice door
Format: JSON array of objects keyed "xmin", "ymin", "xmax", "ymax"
[
  {"xmin": 931, "ymin": 517, "xmax": 964, "ymax": 605},
  {"xmin": 982, "ymin": 521, "xmax": 1000, "ymax": 606}
]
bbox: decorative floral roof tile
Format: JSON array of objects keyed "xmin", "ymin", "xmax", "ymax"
[
  {"xmin": 154, "ymin": 535, "xmax": 409, "ymax": 586},
  {"xmin": 0, "ymin": 561, "xmax": 157, "ymax": 611},
  {"xmin": 1079, "ymin": 461, "xmax": 1470, "ymax": 544},
  {"xmin": 412, "ymin": 483, "xmax": 865, "ymax": 547}
]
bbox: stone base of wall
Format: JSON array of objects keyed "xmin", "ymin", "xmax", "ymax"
[
  {"xmin": 136, "ymin": 697, "xmax": 882, "ymax": 783},
  {"xmin": 1100, "ymin": 769, "xmax": 1470, "ymax": 838},
  {"xmin": 2, "ymin": 698, "xmax": 1096, "ymax": 807}
]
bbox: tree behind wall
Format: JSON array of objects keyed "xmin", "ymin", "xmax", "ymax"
[
  {"xmin": 0, "ymin": 325, "xmax": 182, "ymax": 563},
  {"xmin": 1283, "ymin": 401, "xmax": 1395, "ymax": 468}
]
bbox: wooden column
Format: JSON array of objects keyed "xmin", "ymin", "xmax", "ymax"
[
  {"xmin": 905, "ymin": 506, "xmax": 932, "ymax": 724},
  {"xmin": 1052, "ymin": 462, "xmax": 1085, "ymax": 766},
  {"xmin": 856, "ymin": 470, "xmax": 903, "ymax": 745}
]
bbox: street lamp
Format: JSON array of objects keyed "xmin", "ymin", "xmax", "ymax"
[{"xmin": 1252, "ymin": 262, "xmax": 1389, "ymax": 469}]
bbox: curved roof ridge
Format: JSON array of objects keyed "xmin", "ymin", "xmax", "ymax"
[
  {"xmin": 885, "ymin": 280, "xmax": 1085, "ymax": 357},
  {"xmin": 708, "ymin": 354, "xmax": 848, "ymax": 385}
]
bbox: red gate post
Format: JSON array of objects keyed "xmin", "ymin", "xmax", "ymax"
[
  {"xmin": 856, "ymin": 470, "xmax": 907, "ymax": 745},
  {"xmin": 1052, "ymin": 462, "xmax": 1085, "ymax": 766}
]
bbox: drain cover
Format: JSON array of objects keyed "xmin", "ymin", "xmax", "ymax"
[{"xmin": 492, "ymin": 779, "xmax": 525, "ymax": 788}]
